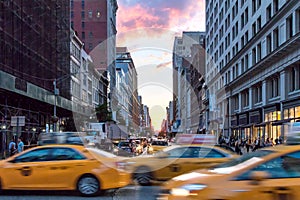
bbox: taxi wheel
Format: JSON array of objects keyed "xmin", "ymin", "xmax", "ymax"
[
  {"xmin": 133, "ymin": 167, "xmax": 153, "ymax": 186},
  {"xmin": 77, "ymin": 175, "xmax": 100, "ymax": 196}
]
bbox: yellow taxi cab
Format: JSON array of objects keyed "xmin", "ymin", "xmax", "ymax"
[
  {"xmin": 0, "ymin": 144, "xmax": 131, "ymax": 196},
  {"xmin": 157, "ymin": 143, "xmax": 300, "ymax": 200},
  {"xmin": 151, "ymin": 140, "xmax": 169, "ymax": 153},
  {"xmin": 125, "ymin": 144, "xmax": 236, "ymax": 186}
]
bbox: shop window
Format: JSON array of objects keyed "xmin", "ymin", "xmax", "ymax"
[{"xmin": 296, "ymin": 106, "xmax": 300, "ymax": 118}]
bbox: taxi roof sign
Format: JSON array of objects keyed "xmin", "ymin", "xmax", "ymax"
[{"xmin": 175, "ymin": 134, "xmax": 216, "ymax": 145}]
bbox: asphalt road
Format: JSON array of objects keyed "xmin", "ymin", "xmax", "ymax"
[{"xmin": 0, "ymin": 185, "xmax": 161, "ymax": 200}]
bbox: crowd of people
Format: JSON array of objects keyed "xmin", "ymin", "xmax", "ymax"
[{"xmin": 218, "ymin": 134, "xmax": 283, "ymax": 155}]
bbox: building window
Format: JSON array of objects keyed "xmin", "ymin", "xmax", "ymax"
[
  {"xmin": 252, "ymin": 22, "xmax": 256, "ymax": 37},
  {"xmin": 257, "ymin": 43, "xmax": 261, "ymax": 61},
  {"xmin": 252, "ymin": 47, "xmax": 256, "ymax": 66},
  {"xmin": 88, "ymin": 10, "xmax": 92, "ymax": 18},
  {"xmin": 253, "ymin": 84, "xmax": 262, "ymax": 104},
  {"xmin": 241, "ymin": 58, "xmax": 245, "ymax": 73},
  {"xmin": 266, "ymin": 4, "xmax": 272, "ymax": 22},
  {"xmin": 252, "ymin": 0, "xmax": 256, "ymax": 15},
  {"xmin": 289, "ymin": 65, "xmax": 300, "ymax": 92},
  {"xmin": 245, "ymin": 54, "xmax": 249, "ymax": 70},
  {"xmin": 286, "ymin": 15, "xmax": 293, "ymax": 40},
  {"xmin": 266, "ymin": 34, "xmax": 272, "ymax": 54},
  {"xmin": 297, "ymin": 9, "xmax": 300, "ymax": 33},
  {"xmin": 71, "ymin": 21, "xmax": 74, "ymax": 29},
  {"xmin": 242, "ymin": 90, "xmax": 249, "ymax": 108},
  {"xmin": 81, "ymin": 0, "xmax": 85, "ymax": 9},
  {"xmin": 233, "ymin": 94, "xmax": 239, "ymax": 111},
  {"xmin": 245, "ymin": 7, "xmax": 249, "ymax": 24},
  {"xmin": 88, "ymin": 43, "xmax": 93, "ymax": 50},
  {"xmin": 273, "ymin": 0, "xmax": 279, "ymax": 14},
  {"xmin": 82, "ymin": 22, "xmax": 85, "ymax": 29},
  {"xmin": 257, "ymin": 16, "xmax": 261, "ymax": 31},
  {"xmin": 81, "ymin": 11, "xmax": 85, "ymax": 19},
  {"xmin": 82, "ymin": 32, "xmax": 85, "ymax": 39},
  {"xmin": 241, "ymin": 13, "xmax": 245, "ymax": 28},
  {"xmin": 89, "ymin": 31, "xmax": 93, "ymax": 38},
  {"xmin": 273, "ymin": 28, "xmax": 279, "ymax": 50},
  {"xmin": 269, "ymin": 76, "xmax": 280, "ymax": 98}
]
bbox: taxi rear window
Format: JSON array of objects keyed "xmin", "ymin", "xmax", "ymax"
[{"xmin": 214, "ymin": 150, "xmax": 275, "ymax": 168}]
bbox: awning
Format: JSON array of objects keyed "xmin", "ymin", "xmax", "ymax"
[
  {"xmin": 254, "ymin": 122, "xmax": 268, "ymax": 127},
  {"xmin": 240, "ymin": 123, "xmax": 254, "ymax": 128},
  {"xmin": 272, "ymin": 119, "xmax": 290, "ymax": 126}
]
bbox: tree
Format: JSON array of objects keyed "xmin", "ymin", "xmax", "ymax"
[{"xmin": 95, "ymin": 101, "xmax": 112, "ymax": 122}]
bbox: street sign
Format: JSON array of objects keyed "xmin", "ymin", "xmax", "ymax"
[{"xmin": 11, "ymin": 116, "xmax": 25, "ymax": 126}]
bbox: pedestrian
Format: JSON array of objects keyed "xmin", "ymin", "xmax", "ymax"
[
  {"xmin": 234, "ymin": 140, "xmax": 242, "ymax": 155},
  {"xmin": 252, "ymin": 137, "xmax": 260, "ymax": 152},
  {"xmin": 17, "ymin": 136, "xmax": 24, "ymax": 153},
  {"xmin": 245, "ymin": 139, "xmax": 251, "ymax": 153},
  {"xmin": 8, "ymin": 140, "xmax": 17, "ymax": 156}
]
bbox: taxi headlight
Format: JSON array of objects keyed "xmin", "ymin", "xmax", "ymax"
[{"xmin": 170, "ymin": 184, "xmax": 207, "ymax": 196}]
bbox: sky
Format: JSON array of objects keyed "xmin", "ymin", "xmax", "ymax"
[{"xmin": 116, "ymin": 0, "xmax": 206, "ymax": 131}]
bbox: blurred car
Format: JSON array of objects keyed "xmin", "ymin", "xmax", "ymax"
[
  {"xmin": 125, "ymin": 144, "xmax": 236, "ymax": 185},
  {"xmin": 151, "ymin": 140, "xmax": 170, "ymax": 153},
  {"xmin": 157, "ymin": 144, "xmax": 300, "ymax": 200},
  {"xmin": 0, "ymin": 144, "xmax": 131, "ymax": 196},
  {"xmin": 115, "ymin": 141, "xmax": 134, "ymax": 157}
]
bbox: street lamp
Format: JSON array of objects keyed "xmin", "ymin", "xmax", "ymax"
[{"xmin": 52, "ymin": 79, "xmax": 59, "ymax": 132}]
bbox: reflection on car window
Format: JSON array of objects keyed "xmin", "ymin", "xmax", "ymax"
[
  {"xmin": 14, "ymin": 148, "xmax": 52, "ymax": 163},
  {"xmin": 199, "ymin": 147, "xmax": 226, "ymax": 158},
  {"xmin": 52, "ymin": 148, "xmax": 86, "ymax": 161},
  {"xmin": 167, "ymin": 147, "xmax": 200, "ymax": 158},
  {"xmin": 215, "ymin": 150, "xmax": 274, "ymax": 168},
  {"xmin": 234, "ymin": 151, "xmax": 300, "ymax": 180}
]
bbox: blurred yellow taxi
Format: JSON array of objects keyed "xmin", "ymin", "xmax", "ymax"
[
  {"xmin": 151, "ymin": 140, "xmax": 169, "ymax": 153},
  {"xmin": 0, "ymin": 144, "xmax": 131, "ymax": 196},
  {"xmin": 157, "ymin": 144, "xmax": 300, "ymax": 200},
  {"xmin": 125, "ymin": 144, "xmax": 236, "ymax": 185}
]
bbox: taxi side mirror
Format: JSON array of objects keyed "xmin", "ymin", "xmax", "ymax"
[{"xmin": 250, "ymin": 171, "xmax": 269, "ymax": 185}]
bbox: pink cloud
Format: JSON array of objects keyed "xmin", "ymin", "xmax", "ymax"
[
  {"xmin": 117, "ymin": 0, "xmax": 205, "ymax": 33},
  {"xmin": 156, "ymin": 61, "xmax": 172, "ymax": 69}
]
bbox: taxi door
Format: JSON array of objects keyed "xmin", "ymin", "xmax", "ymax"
[
  {"xmin": 154, "ymin": 147, "xmax": 213, "ymax": 180},
  {"xmin": 43, "ymin": 147, "xmax": 96, "ymax": 188},
  {"xmin": 2, "ymin": 148, "xmax": 52, "ymax": 189},
  {"xmin": 227, "ymin": 153, "xmax": 300, "ymax": 200}
]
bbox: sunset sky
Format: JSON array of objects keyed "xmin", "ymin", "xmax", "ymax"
[{"xmin": 116, "ymin": 0, "xmax": 206, "ymax": 131}]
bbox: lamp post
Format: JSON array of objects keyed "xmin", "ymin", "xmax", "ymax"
[
  {"xmin": 1, "ymin": 124, "xmax": 7, "ymax": 159},
  {"xmin": 52, "ymin": 79, "xmax": 59, "ymax": 132}
]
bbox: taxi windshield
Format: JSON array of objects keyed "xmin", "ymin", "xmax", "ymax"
[{"xmin": 213, "ymin": 150, "xmax": 274, "ymax": 169}]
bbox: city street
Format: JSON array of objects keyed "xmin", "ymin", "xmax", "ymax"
[{"xmin": 0, "ymin": 185, "xmax": 161, "ymax": 200}]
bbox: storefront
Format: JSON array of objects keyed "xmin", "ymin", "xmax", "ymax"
[{"xmin": 264, "ymin": 103, "xmax": 281, "ymax": 143}]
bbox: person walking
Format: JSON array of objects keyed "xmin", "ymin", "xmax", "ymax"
[
  {"xmin": 8, "ymin": 140, "xmax": 17, "ymax": 156},
  {"xmin": 17, "ymin": 137, "xmax": 24, "ymax": 153}
]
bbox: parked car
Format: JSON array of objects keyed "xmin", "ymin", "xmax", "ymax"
[
  {"xmin": 0, "ymin": 144, "xmax": 131, "ymax": 196},
  {"xmin": 157, "ymin": 144, "xmax": 300, "ymax": 200},
  {"xmin": 125, "ymin": 144, "xmax": 236, "ymax": 185}
]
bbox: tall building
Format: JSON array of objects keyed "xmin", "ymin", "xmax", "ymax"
[
  {"xmin": 116, "ymin": 47, "xmax": 139, "ymax": 135},
  {"xmin": 0, "ymin": 1, "xmax": 72, "ymax": 139},
  {"xmin": 172, "ymin": 31, "xmax": 206, "ymax": 134},
  {"xmin": 205, "ymin": 0, "xmax": 300, "ymax": 141},
  {"xmin": 71, "ymin": 0, "xmax": 118, "ymax": 113}
]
